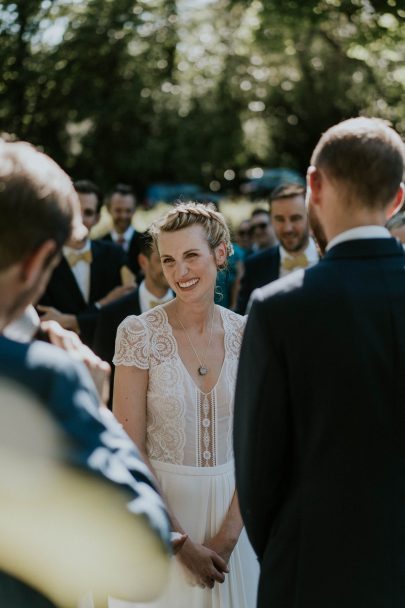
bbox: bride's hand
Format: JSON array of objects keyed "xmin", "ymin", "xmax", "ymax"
[
  {"xmin": 204, "ymin": 532, "xmax": 236, "ymax": 566},
  {"xmin": 177, "ymin": 538, "xmax": 229, "ymax": 589}
]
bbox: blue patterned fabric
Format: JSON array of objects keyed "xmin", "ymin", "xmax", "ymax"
[{"xmin": 0, "ymin": 335, "xmax": 171, "ymax": 548}]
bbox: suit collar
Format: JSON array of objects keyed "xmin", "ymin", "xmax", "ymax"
[{"xmin": 323, "ymin": 237, "xmax": 404, "ymax": 260}]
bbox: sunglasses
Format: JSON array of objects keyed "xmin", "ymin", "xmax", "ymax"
[
  {"xmin": 83, "ymin": 209, "xmax": 98, "ymax": 218},
  {"xmin": 250, "ymin": 222, "xmax": 269, "ymax": 233}
]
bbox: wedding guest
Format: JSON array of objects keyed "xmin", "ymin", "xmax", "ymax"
[
  {"xmin": 234, "ymin": 117, "xmax": 405, "ymax": 608},
  {"xmin": 101, "ymin": 183, "xmax": 143, "ymax": 277},
  {"xmin": 234, "ymin": 219, "xmax": 253, "ymax": 255},
  {"xmin": 93, "ymin": 231, "xmax": 174, "ymax": 405},
  {"xmin": 37, "ymin": 180, "xmax": 135, "ymax": 346},
  {"xmin": 236, "ymin": 184, "xmax": 319, "ymax": 314},
  {"xmin": 249, "ymin": 208, "xmax": 277, "ymax": 252},
  {"xmin": 386, "ymin": 211, "xmax": 405, "ymax": 244}
]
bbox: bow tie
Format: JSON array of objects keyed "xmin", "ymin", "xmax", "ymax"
[
  {"xmin": 149, "ymin": 300, "xmax": 162, "ymax": 309},
  {"xmin": 282, "ymin": 253, "xmax": 309, "ymax": 272},
  {"xmin": 66, "ymin": 250, "xmax": 93, "ymax": 267}
]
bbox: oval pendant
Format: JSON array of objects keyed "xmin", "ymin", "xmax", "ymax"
[{"xmin": 198, "ymin": 366, "xmax": 208, "ymax": 376}]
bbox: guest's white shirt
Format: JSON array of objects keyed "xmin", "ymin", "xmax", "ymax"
[
  {"xmin": 326, "ymin": 226, "xmax": 391, "ymax": 252},
  {"xmin": 111, "ymin": 226, "xmax": 135, "ymax": 252},
  {"xmin": 279, "ymin": 237, "xmax": 319, "ymax": 278},
  {"xmin": 63, "ymin": 240, "xmax": 91, "ymax": 303},
  {"xmin": 138, "ymin": 281, "xmax": 174, "ymax": 314}
]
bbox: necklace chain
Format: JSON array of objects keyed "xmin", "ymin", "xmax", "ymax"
[{"xmin": 176, "ymin": 306, "xmax": 215, "ymax": 376}]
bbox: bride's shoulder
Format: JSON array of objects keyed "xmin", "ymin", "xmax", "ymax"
[{"xmin": 220, "ymin": 306, "xmax": 247, "ymax": 332}]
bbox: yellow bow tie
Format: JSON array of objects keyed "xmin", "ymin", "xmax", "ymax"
[
  {"xmin": 282, "ymin": 253, "xmax": 309, "ymax": 272},
  {"xmin": 66, "ymin": 250, "xmax": 93, "ymax": 267},
  {"xmin": 149, "ymin": 300, "xmax": 161, "ymax": 309}
]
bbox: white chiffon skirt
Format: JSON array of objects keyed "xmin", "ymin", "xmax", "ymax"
[{"xmin": 109, "ymin": 459, "xmax": 259, "ymax": 608}]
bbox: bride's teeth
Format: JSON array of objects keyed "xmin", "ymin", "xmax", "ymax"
[{"xmin": 179, "ymin": 278, "xmax": 198, "ymax": 288}]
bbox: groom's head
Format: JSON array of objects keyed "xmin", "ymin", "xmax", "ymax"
[
  {"xmin": 309, "ymin": 117, "xmax": 404, "ymax": 210},
  {"xmin": 306, "ymin": 118, "xmax": 404, "ymax": 245}
]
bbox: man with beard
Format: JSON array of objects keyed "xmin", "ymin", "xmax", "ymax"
[
  {"xmin": 93, "ymin": 232, "xmax": 174, "ymax": 406},
  {"xmin": 235, "ymin": 184, "xmax": 319, "ymax": 314}
]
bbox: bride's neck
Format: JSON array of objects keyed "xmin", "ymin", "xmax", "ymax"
[{"xmin": 173, "ymin": 299, "xmax": 216, "ymax": 332}]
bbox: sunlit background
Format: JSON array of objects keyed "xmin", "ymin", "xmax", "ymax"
[{"xmin": 0, "ymin": 0, "xmax": 404, "ymax": 209}]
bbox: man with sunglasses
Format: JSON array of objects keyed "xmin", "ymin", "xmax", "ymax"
[
  {"xmin": 236, "ymin": 184, "xmax": 318, "ymax": 314},
  {"xmin": 249, "ymin": 208, "xmax": 277, "ymax": 252},
  {"xmin": 37, "ymin": 180, "xmax": 135, "ymax": 347}
]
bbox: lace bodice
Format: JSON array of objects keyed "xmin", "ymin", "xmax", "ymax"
[{"xmin": 113, "ymin": 306, "xmax": 246, "ymax": 467}]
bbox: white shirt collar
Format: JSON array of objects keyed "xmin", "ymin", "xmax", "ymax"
[
  {"xmin": 326, "ymin": 226, "xmax": 391, "ymax": 252},
  {"xmin": 138, "ymin": 280, "xmax": 174, "ymax": 313},
  {"xmin": 63, "ymin": 239, "xmax": 91, "ymax": 256},
  {"xmin": 111, "ymin": 226, "xmax": 134, "ymax": 243}
]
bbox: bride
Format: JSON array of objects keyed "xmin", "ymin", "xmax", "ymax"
[{"xmin": 110, "ymin": 202, "xmax": 258, "ymax": 607}]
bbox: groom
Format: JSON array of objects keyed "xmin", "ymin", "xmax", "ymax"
[{"xmin": 234, "ymin": 117, "xmax": 405, "ymax": 607}]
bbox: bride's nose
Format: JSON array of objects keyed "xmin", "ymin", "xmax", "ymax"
[{"xmin": 174, "ymin": 260, "xmax": 189, "ymax": 281}]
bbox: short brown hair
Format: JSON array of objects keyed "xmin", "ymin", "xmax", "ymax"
[
  {"xmin": 311, "ymin": 117, "xmax": 404, "ymax": 209},
  {"xmin": 270, "ymin": 183, "xmax": 305, "ymax": 202},
  {"xmin": 150, "ymin": 201, "xmax": 233, "ymax": 268},
  {"xmin": 0, "ymin": 140, "xmax": 75, "ymax": 270}
]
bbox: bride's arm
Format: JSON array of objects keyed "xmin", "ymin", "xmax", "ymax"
[
  {"xmin": 203, "ymin": 492, "xmax": 244, "ymax": 565},
  {"xmin": 113, "ymin": 364, "xmax": 228, "ymax": 588}
]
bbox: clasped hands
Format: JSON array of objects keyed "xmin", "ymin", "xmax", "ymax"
[{"xmin": 177, "ymin": 532, "xmax": 235, "ymax": 590}]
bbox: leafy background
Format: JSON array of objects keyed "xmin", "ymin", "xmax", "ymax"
[{"xmin": 0, "ymin": 0, "xmax": 404, "ymax": 200}]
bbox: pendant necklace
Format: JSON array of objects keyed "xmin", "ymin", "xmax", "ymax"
[{"xmin": 176, "ymin": 305, "xmax": 215, "ymax": 376}]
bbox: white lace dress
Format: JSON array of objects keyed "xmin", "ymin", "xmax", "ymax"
[{"xmin": 110, "ymin": 305, "xmax": 259, "ymax": 608}]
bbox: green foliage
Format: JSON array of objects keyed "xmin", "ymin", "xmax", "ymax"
[{"xmin": 0, "ymin": 0, "xmax": 403, "ymax": 195}]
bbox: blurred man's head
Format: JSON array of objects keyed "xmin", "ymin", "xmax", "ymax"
[
  {"xmin": 235, "ymin": 219, "xmax": 252, "ymax": 251},
  {"xmin": 138, "ymin": 232, "xmax": 169, "ymax": 296},
  {"xmin": 0, "ymin": 140, "xmax": 86, "ymax": 327},
  {"xmin": 386, "ymin": 212, "xmax": 405, "ymax": 244},
  {"xmin": 249, "ymin": 209, "xmax": 276, "ymax": 250},
  {"xmin": 107, "ymin": 184, "xmax": 136, "ymax": 235},
  {"xmin": 74, "ymin": 180, "xmax": 103, "ymax": 232},
  {"xmin": 270, "ymin": 184, "xmax": 309, "ymax": 254}
]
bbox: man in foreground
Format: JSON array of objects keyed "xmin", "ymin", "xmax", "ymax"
[
  {"xmin": 0, "ymin": 139, "xmax": 171, "ymax": 606},
  {"xmin": 234, "ymin": 117, "xmax": 405, "ymax": 607}
]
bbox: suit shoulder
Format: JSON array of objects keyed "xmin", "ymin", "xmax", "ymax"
[
  {"xmin": 91, "ymin": 238, "xmax": 123, "ymax": 254},
  {"xmin": 245, "ymin": 245, "xmax": 279, "ymax": 268},
  {"xmin": 252, "ymin": 268, "xmax": 306, "ymax": 305},
  {"xmin": 100, "ymin": 289, "xmax": 140, "ymax": 319}
]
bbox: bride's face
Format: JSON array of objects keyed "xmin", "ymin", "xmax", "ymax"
[{"xmin": 158, "ymin": 224, "xmax": 226, "ymax": 302}]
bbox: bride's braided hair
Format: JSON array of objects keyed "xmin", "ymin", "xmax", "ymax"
[{"xmin": 150, "ymin": 201, "xmax": 233, "ymax": 268}]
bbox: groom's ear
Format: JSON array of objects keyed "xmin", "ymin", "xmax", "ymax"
[
  {"xmin": 307, "ymin": 166, "xmax": 322, "ymax": 207},
  {"xmin": 386, "ymin": 182, "xmax": 404, "ymax": 220}
]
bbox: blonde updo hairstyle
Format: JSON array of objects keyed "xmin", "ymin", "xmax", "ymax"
[{"xmin": 150, "ymin": 201, "xmax": 233, "ymax": 270}]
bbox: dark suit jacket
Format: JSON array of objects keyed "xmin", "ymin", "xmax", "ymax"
[
  {"xmin": 101, "ymin": 230, "xmax": 143, "ymax": 278},
  {"xmin": 234, "ymin": 237, "xmax": 405, "ymax": 608},
  {"xmin": 38, "ymin": 239, "xmax": 127, "ymax": 345},
  {"xmin": 235, "ymin": 245, "xmax": 280, "ymax": 314},
  {"xmin": 93, "ymin": 288, "xmax": 141, "ymax": 366},
  {"xmin": 93, "ymin": 288, "xmax": 141, "ymax": 408}
]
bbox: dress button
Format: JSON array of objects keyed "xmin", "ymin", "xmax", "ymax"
[
  {"xmin": 202, "ymin": 418, "xmax": 210, "ymax": 427},
  {"xmin": 203, "ymin": 450, "xmax": 211, "ymax": 460}
]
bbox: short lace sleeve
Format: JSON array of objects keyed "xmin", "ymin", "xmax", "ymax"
[{"xmin": 113, "ymin": 315, "xmax": 150, "ymax": 369}]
